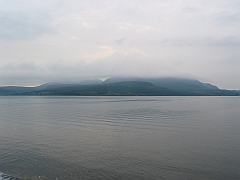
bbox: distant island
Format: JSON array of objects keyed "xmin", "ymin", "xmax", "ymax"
[{"xmin": 0, "ymin": 77, "xmax": 239, "ymax": 96}]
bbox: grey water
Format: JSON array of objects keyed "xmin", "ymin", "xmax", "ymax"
[{"xmin": 0, "ymin": 96, "xmax": 239, "ymax": 180}]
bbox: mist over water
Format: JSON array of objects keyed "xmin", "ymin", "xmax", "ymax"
[{"xmin": 0, "ymin": 96, "xmax": 240, "ymax": 179}]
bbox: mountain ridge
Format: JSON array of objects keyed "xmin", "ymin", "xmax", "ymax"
[{"xmin": 0, "ymin": 77, "xmax": 239, "ymax": 96}]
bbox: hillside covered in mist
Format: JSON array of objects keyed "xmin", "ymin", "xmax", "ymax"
[{"xmin": 0, "ymin": 77, "xmax": 239, "ymax": 96}]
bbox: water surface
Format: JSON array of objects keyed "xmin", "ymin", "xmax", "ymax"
[{"xmin": 0, "ymin": 96, "xmax": 239, "ymax": 179}]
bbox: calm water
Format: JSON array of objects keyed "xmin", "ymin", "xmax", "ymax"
[{"xmin": 0, "ymin": 96, "xmax": 239, "ymax": 180}]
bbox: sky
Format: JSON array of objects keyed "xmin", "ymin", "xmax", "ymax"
[{"xmin": 0, "ymin": 0, "xmax": 239, "ymax": 89}]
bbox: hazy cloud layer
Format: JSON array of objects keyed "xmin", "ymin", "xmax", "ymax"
[
  {"xmin": 0, "ymin": 0, "xmax": 239, "ymax": 89},
  {"xmin": 0, "ymin": 11, "xmax": 54, "ymax": 40}
]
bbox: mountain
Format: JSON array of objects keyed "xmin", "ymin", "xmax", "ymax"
[
  {"xmin": 102, "ymin": 77, "xmax": 238, "ymax": 96},
  {"xmin": 0, "ymin": 86, "xmax": 37, "ymax": 95},
  {"xmin": 104, "ymin": 77, "xmax": 219, "ymax": 91},
  {"xmin": 19, "ymin": 81, "xmax": 177, "ymax": 96},
  {"xmin": 0, "ymin": 79, "xmax": 102, "ymax": 95},
  {"xmin": 0, "ymin": 77, "xmax": 239, "ymax": 96}
]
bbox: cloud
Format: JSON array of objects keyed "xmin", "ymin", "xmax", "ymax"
[
  {"xmin": 3, "ymin": 61, "xmax": 38, "ymax": 71},
  {"xmin": 0, "ymin": 11, "xmax": 55, "ymax": 41},
  {"xmin": 214, "ymin": 12, "xmax": 240, "ymax": 26},
  {"xmin": 0, "ymin": 61, "xmax": 43, "ymax": 85},
  {"xmin": 149, "ymin": 36, "xmax": 240, "ymax": 47},
  {"xmin": 115, "ymin": 37, "xmax": 126, "ymax": 44},
  {"xmin": 0, "ymin": 0, "xmax": 239, "ymax": 89},
  {"xmin": 204, "ymin": 37, "xmax": 240, "ymax": 47}
]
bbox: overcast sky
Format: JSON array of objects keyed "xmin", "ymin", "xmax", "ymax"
[{"xmin": 0, "ymin": 0, "xmax": 239, "ymax": 89}]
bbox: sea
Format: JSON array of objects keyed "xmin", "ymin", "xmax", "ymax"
[{"xmin": 0, "ymin": 96, "xmax": 239, "ymax": 180}]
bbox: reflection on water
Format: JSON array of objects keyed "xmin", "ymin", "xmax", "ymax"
[{"xmin": 0, "ymin": 96, "xmax": 240, "ymax": 179}]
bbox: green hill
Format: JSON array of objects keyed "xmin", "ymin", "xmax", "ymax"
[{"xmin": 0, "ymin": 77, "xmax": 239, "ymax": 96}]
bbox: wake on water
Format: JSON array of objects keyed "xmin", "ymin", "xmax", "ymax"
[{"xmin": 0, "ymin": 172, "xmax": 19, "ymax": 180}]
